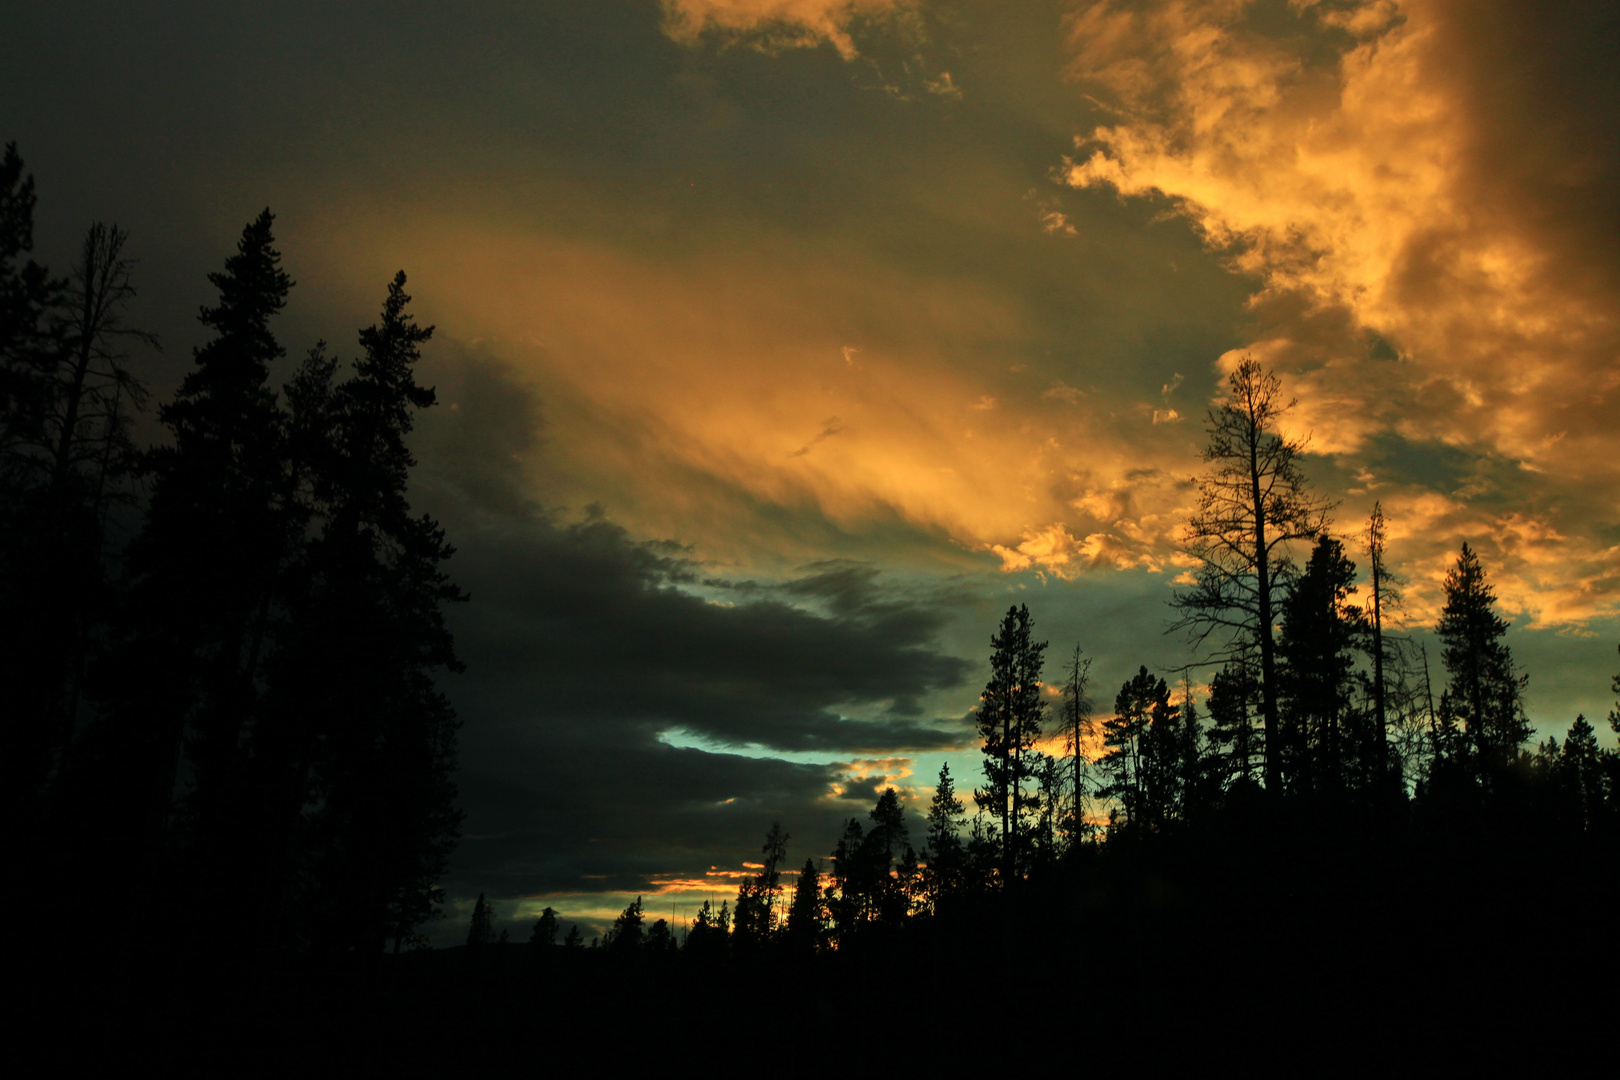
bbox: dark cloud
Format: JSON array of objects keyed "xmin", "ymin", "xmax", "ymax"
[{"xmin": 404, "ymin": 344, "xmax": 972, "ymax": 905}]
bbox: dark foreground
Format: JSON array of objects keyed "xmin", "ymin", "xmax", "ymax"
[{"xmin": 25, "ymin": 825, "xmax": 1615, "ymax": 1073}]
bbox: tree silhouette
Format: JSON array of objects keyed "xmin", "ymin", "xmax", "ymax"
[
  {"xmin": 467, "ymin": 892, "xmax": 494, "ymax": 948},
  {"xmin": 1172, "ymin": 357, "xmax": 1332, "ymax": 794},
  {"xmin": 1276, "ymin": 537, "xmax": 1366, "ymax": 797},
  {"xmin": 530, "ymin": 907, "xmax": 560, "ymax": 947},
  {"xmin": 974, "ymin": 604, "xmax": 1047, "ymax": 882},
  {"xmin": 1435, "ymin": 544, "xmax": 1529, "ymax": 787},
  {"xmin": 607, "ymin": 896, "xmax": 645, "ymax": 952},
  {"xmin": 923, "ymin": 762, "xmax": 965, "ymax": 907},
  {"xmin": 87, "ymin": 210, "xmax": 296, "ymax": 935},
  {"xmin": 284, "ymin": 271, "xmax": 465, "ymax": 955},
  {"xmin": 1101, "ymin": 667, "xmax": 1183, "ymax": 833},
  {"xmin": 785, "ymin": 858, "xmax": 826, "ymax": 952},
  {"xmin": 1060, "ymin": 646, "xmax": 1096, "ymax": 847},
  {"xmin": 1364, "ymin": 502, "xmax": 1402, "ymax": 783}
]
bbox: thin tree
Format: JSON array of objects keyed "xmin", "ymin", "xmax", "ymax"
[
  {"xmin": 1364, "ymin": 502, "xmax": 1401, "ymax": 778},
  {"xmin": 1060, "ymin": 645, "xmax": 1095, "ymax": 846},
  {"xmin": 1172, "ymin": 357, "xmax": 1332, "ymax": 794},
  {"xmin": 923, "ymin": 763, "xmax": 965, "ymax": 907},
  {"xmin": 974, "ymin": 604, "xmax": 1048, "ymax": 883}
]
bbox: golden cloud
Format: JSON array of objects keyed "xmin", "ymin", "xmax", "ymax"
[{"xmin": 1064, "ymin": 0, "xmax": 1620, "ymax": 627}]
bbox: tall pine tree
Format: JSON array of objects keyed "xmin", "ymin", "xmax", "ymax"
[{"xmin": 974, "ymin": 604, "xmax": 1047, "ymax": 882}]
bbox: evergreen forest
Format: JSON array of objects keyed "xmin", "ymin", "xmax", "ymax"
[{"xmin": 5, "ymin": 143, "xmax": 1616, "ymax": 1068}]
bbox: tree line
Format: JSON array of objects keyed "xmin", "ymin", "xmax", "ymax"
[
  {"xmin": 1, "ymin": 144, "xmax": 463, "ymax": 965},
  {"xmin": 505, "ymin": 358, "xmax": 1619, "ymax": 959}
]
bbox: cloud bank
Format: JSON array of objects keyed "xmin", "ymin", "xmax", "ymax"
[{"xmin": 1063, "ymin": 0, "xmax": 1620, "ymax": 627}]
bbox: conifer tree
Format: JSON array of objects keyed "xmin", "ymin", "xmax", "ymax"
[
  {"xmin": 785, "ymin": 858, "xmax": 826, "ymax": 952},
  {"xmin": 1172, "ymin": 357, "xmax": 1332, "ymax": 794},
  {"xmin": 1276, "ymin": 537, "xmax": 1366, "ymax": 796},
  {"xmin": 1364, "ymin": 502, "xmax": 1403, "ymax": 782},
  {"xmin": 923, "ymin": 763, "xmax": 965, "ymax": 905},
  {"xmin": 1101, "ymin": 667, "xmax": 1181, "ymax": 833},
  {"xmin": 974, "ymin": 604, "xmax": 1047, "ymax": 882},
  {"xmin": 278, "ymin": 271, "xmax": 465, "ymax": 955},
  {"xmin": 467, "ymin": 892, "xmax": 494, "ymax": 948},
  {"xmin": 1206, "ymin": 662, "xmax": 1260, "ymax": 794},
  {"xmin": 92, "ymin": 211, "xmax": 295, "ymax": 903},
  {"xmin": 530, "ymin": 907, "xmax": 560, "ymax": 947},
  {"xmin": 608, "ymin": 896, "xmax": 645, "ymax": 952},
  {"xmin": 1435, "ymin": 544, "xmax": 1530, "ymax": 786}
]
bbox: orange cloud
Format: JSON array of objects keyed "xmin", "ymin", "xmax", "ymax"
[{"xmin": 1063, "ymin": 0, "xmax": 1620, "ymax": 628}]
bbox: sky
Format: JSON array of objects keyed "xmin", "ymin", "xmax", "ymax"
[{"xmin": 5, "ymin": 0, "xmax": 1617, "ymax": 942}]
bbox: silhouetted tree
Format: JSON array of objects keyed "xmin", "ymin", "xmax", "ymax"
[
  {"xmin": 785, "ymin": 858, "xmax": 826, "ymax": 952},
  {"xmin": 1364, "ymin": 502, "xmax": 1403, "ymax": 783},
  {"xmin": 530, "ymin": 907, "xmax": 559, "ymax": 947},
  {"xmin": 1206, "ymin": 662, "xmax": 1261, "ymax": 799},
  {"xmin": 88, "ymin": 211, "xmax": 296, "ymax": 933},
  {"xmin": 607, "ymin": 896, "xmax": 645, "ymax": 953},
  {"xmin": 923, "ymin": 763, "xmax": 966, "ymax": 908},
  {"xmin": 1060, "ymin": 646, "xmax": 1096, "ymax": 847},
  {"xmin": 1434, "ymin": 544, "xmax": 1530, "ymax": 789},
  {"xmin": 1557, "ymin": 715, "xmax": 1605, "ymax": 833},
  {"xmin": 1172, "ymin": 357, "xmax": 1332, "ymax": 794},
  {"xmin": 685, "ymin": 900, "xmax": 728, "ymax": 957},
  {"xmin": 975, "ymin": 604, "xmax": 1047, "ymax": 881},
  {"xmin": 3, "ymin": 216, "xmax": 152, "ymax": 816},
  {"xmin": 467, "ymin": 892, "xmax": 494, "ymax": 948},
  {"xmin": 1276, "ymin": 537, "xmax": 1366, "ymax": 797},
  {"xmin": 646, "ymin": 918, "xmax": 676, "ymax": 952},
  {"xmin": 0, "ymin": 142, "xmax": 61, "ymax": 463},
  {"xmin": 276, "ymin": 272, "xmax": 465, "ymax": 955},
  {"xmin": 733, "ymin": 822, "xmax": 789, "ymax": 951},
  {"xmin": 1101, "ymin": 667, "xmax": 1182, "ymax": 833}
]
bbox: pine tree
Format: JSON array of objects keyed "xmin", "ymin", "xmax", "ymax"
[
  {"xmin": 786, "ymin": 858, "xmax": 826, "ymax": 952},
  {"xmin": 1435, "ymin": 544, "xmax": 1530, "ymax": 787},
  {"xmin": 467, "ymin": 892, "xmax": 494, "ymax": 948},
  {"xmin": 530, "ymin": 907, "xmax": 560, "ymax": 947},
  {"xmin": 974, "ymin": 604, "xmax": 1048, "ymax": 882},
  {"xmin": 1101, "ymin": 667, "xmax": 1181, "ymax": 833},
  {"xmin": 1558, "ymin": 715, "xmax": 1604, "ymax": 833},
  {"xmin": 923, "ymin": 763, "xmax": 966, "ymax": 906},
  {"xmin": 1364, "ymin": 502, "xmax": 1403, "ymax": 783},
  {"xmin": 87, "ymin": 211, "xmax": 296, "ymax": 925},
  {"xmin": 607, "ymin": 896, "xmax": 645, "ymax": 952},
  {"xmin": 279, "ymin": 271, "xmax": 465, "ymax": 955},
  {"xmin": 1276, "ymin": 537, "xmax": 1366, "ymax": 797},
  {"xmin": 1206, "ymin": 662, "xmax": 1260, "ymax": 795},
  {"xmin": 3, "ymin": 218, "xmax": 152, "ymax": 816},
  {"xmin": 1172, "ymin": 357, "xmax": 1332, "ymax": 794}
]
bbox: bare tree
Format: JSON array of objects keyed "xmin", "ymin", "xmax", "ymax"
[
  {"xmin": 1060, "ymin": 644, "xmax": 1095, "ymax": 845},
  {"xmin": 1171, "ymin": 357, "xmax": 1331, "ymax": 793},
  {"xmin": 47, "ymin": 222, "xmax": 153, "ymax": 502}
]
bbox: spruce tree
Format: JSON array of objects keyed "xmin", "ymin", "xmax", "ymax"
[
  {"xmin": 467, "ymin": 892, "xmax": 494, "ymax": 948},
  {"xmin": 786, "ymin": 858, "xmax": 826, "ymax": 952},
  {"xmin": 923, "ymin": 763, "xmax": 965, "ymax": 905},
  {"xmin": 974, "ymin": 604, "xmax": 1047, "ymax": 882},
  {"xmin": 285, "ymin": 271, "xmax": 465, "ymax": 955},
  {"xmin": 530, "ymin": 906, "xmax": 560, "ymax": 947},
  {"xmin": 88, "ymin": 211, "xmax": 295, "ymax": 921},
  {"xmin": 1435, "ymin": 544, "xmax": 1530, "ymax": 787},
  {"xmin": 1276, "ymin": 537, "xmax": 1366, "ymax": 797}
]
